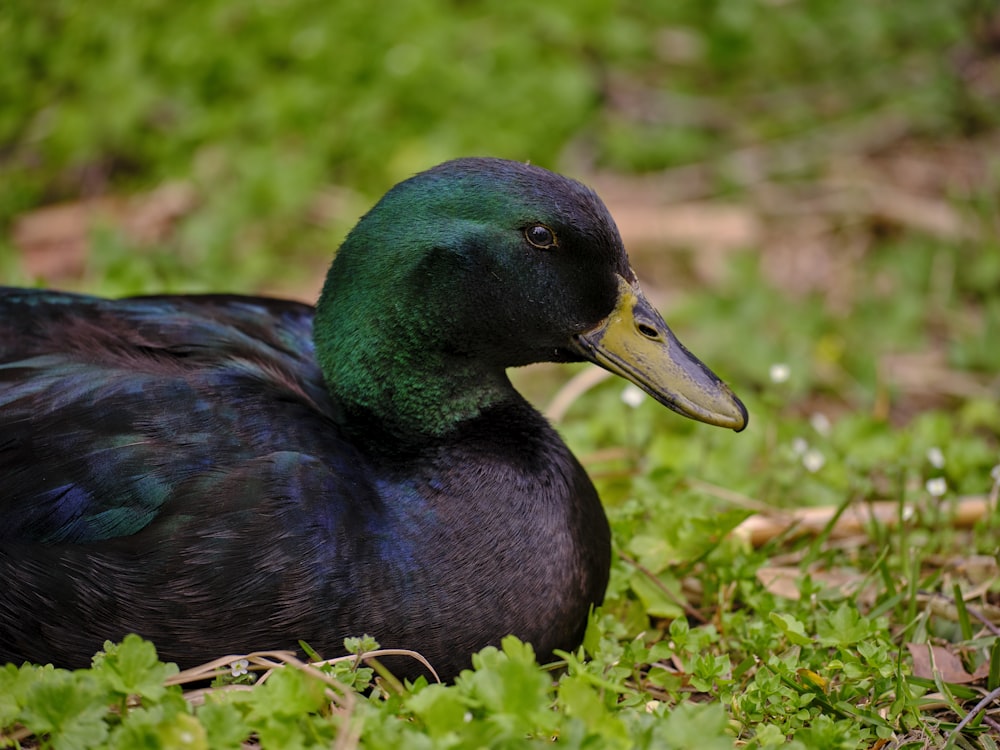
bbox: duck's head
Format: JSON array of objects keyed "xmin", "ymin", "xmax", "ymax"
[{"xmin": 315, "ymin": 157, "xmax": 747, "ymax": 437}]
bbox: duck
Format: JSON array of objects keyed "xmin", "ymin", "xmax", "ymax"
[{"xmin": 0, "ymin": 157, "xmax": 746, "ymax": 681}]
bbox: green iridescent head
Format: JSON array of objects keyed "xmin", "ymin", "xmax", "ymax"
[{"xmin": 314, "ymin": 158, "xmax": 746, "ymax": 438}]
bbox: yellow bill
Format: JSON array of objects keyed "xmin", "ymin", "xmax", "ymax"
[{"xmin": 571, "ymin": 275, "xmax": 748, "ymax": 431}]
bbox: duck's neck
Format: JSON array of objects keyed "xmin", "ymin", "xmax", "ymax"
[
  {"xmin": 334, "ymin": 344, "xmax": 516, "ymax": 440},
  {"xmin": 313, "ymin": 285, "xmax": 518, "ymax": 442}
]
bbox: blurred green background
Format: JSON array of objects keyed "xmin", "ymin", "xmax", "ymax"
[
  {"xmin": 3, "ymin": 6, "xmax": 999, "ymax": 741},
  {"xmin": 1, "ymin": 0, "xmax": 998, "ymax": 429}
]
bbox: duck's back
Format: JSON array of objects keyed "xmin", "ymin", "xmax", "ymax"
[
  {"xmin": 0, "ymin": 288, "xmax": 341, "ymax": 544},
  {"xmin": 0, "ymin": 288, "xmax": 373, "ymax": 665}
]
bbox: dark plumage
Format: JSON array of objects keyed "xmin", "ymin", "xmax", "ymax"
[{"xmin": 0, "ymin": 158, "xmax": 747, "ymax": 680}]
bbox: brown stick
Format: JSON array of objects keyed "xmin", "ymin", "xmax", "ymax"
[{"xmin": 733, "ymin": 495, "xmax": 994, "ymax": 547}]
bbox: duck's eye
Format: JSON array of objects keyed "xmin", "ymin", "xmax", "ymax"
[{"xmin": 524, "ymin": 224, "xmax": 557, "ymax": 249}]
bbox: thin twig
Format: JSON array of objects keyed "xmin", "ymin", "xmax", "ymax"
[
  {"xmin": 733, "ymin": 495, "xmax": 994, "ymax": 547},
  {"xmin": 618, "ymin": 550, "xmax": 707, "ymax": 624},
  {"xmin": 918, "ymin": 590, "xmax": 1000, "ymax": 638},
  {"xmin": 946, "ymin": 686, "xmax": 1000, "ymax": 745},
  {"xmin": 546, "ymin": 366, "xmax": 612, "ymax": 423}
]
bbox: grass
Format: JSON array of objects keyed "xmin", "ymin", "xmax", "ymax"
[{"xmin": 2, "ymin": 1, "xmax": 1000, "ymax": 747}]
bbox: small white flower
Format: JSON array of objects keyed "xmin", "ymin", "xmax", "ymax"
[
  {"xmin": 230, "ymin": 659, "xmax": 249, "ymax": 677},
  {"xmin": 810, "ymin": 412, "xmax": 831, "ymax": 436},
  {"xmin": 792, "ymin": 437, "xmax": 809, "ymax": 456},
  {"xmin": 621, "ymin": 384, "xmax": 645, "ymax": 408},
  {"xmin": 802, "ymin": 449, "xmax": 825, "ymax": 473},
  {"xmin": 926, "ymin": 477, "xmax": 947, "ymax": 497},
  {"xmin": 926, "ymin": 447, "xmax": 945, "ymax": 469},
  {"xmin": 769, "ymin": 363, "xmax": 790, "ymax": 384},
  {"xmin": 463, "ymin": 711, "xmax": 473, "ymax": 723}
]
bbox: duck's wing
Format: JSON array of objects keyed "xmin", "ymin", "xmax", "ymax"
[{"xmin": 0, "ymin": 288, "xmax": 340, "ymax": 544}]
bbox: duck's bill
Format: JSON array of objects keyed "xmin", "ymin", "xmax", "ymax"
[{"xmin": 570, "ymin": 275, "xmax": 748, "ymax": 431}]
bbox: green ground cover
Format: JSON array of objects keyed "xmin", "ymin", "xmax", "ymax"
[{"xmin": 2, "ymin": 1, "xmax": 999, "ymax": 747}]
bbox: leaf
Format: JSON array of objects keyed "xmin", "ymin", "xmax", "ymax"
[
  {"xmin": 756, "ymin": 566, "xmax": 804, "ymax": 600},
  {"xmin": 96, "ymin": 634, "xmax": 179, "ymax": 703},
  {"xmin": 628, "ymin": 534, "xmax": 675, "ymax": 572},
  {"xmin": 157, "ymin": 713, "xmax": 208, "ymax": 749},
  {"xmin": 250, "ymin": 671, "xmax": 337, "ymax": 750},
  {"xmin": 110, "ymin": 706, "xmax": 207, "ymax": 750},
  {"xmin": 249, "ymin": 666, "xmax": 327, "ymax": 719},
  {"xmin": 906, "ymin": 643, "xmax": 982, "ymax": 684},
  {"xmin": 629, "ymin": 570, "xmax": 684, "ymax": 619},
  {"xmin": 797, "ymin": 668, "xmax": 828, "ymax": 692},
  {"xmin": 769, "ymin": 612, "xmax": 812, "ymax": 646},
  {"xmin": 755, "ymin": 722, "xmax": 792, "ymax": 747},
  {"xmin": 0, "ymin": 662, "xmax": 42, "ymax": 726},
  {"xmin": 581, "ymin": 608, "xmax": 603, "ymax": 658},
  {"xmin": 816, "ymin": 603, "xmax": 871, "ymax": 647},
  {"xmin": 557, "ymin": 674, "xmax": 630, "ymax": 749},
  {"xmin": 197, "ymin": 701, "xmax": 252, "ymax": 750},
  {"xmin": 343, "ymin": 634, "xmax": 380, "ymax": 655},
  {"xmin": 20, "ymin": 670, "xmax": 109, "ymax": 750},
  {"xmin": 298, "ymin": 640, "xmax": 323, "ymax": 662},
  {"xmin": 659, "ymin": 702, "xmax": 733, "ymax": 750},
  {"xmin": 461, "ymin": 637, "xmax": 556, "ymax": 736},
  {"xmin": 406, "ymin": 683, "xmax": 468, "ymax": 738},
  {"xmin": 756, "ymin": 566, "xmax": 869, "ymax": 601}
]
